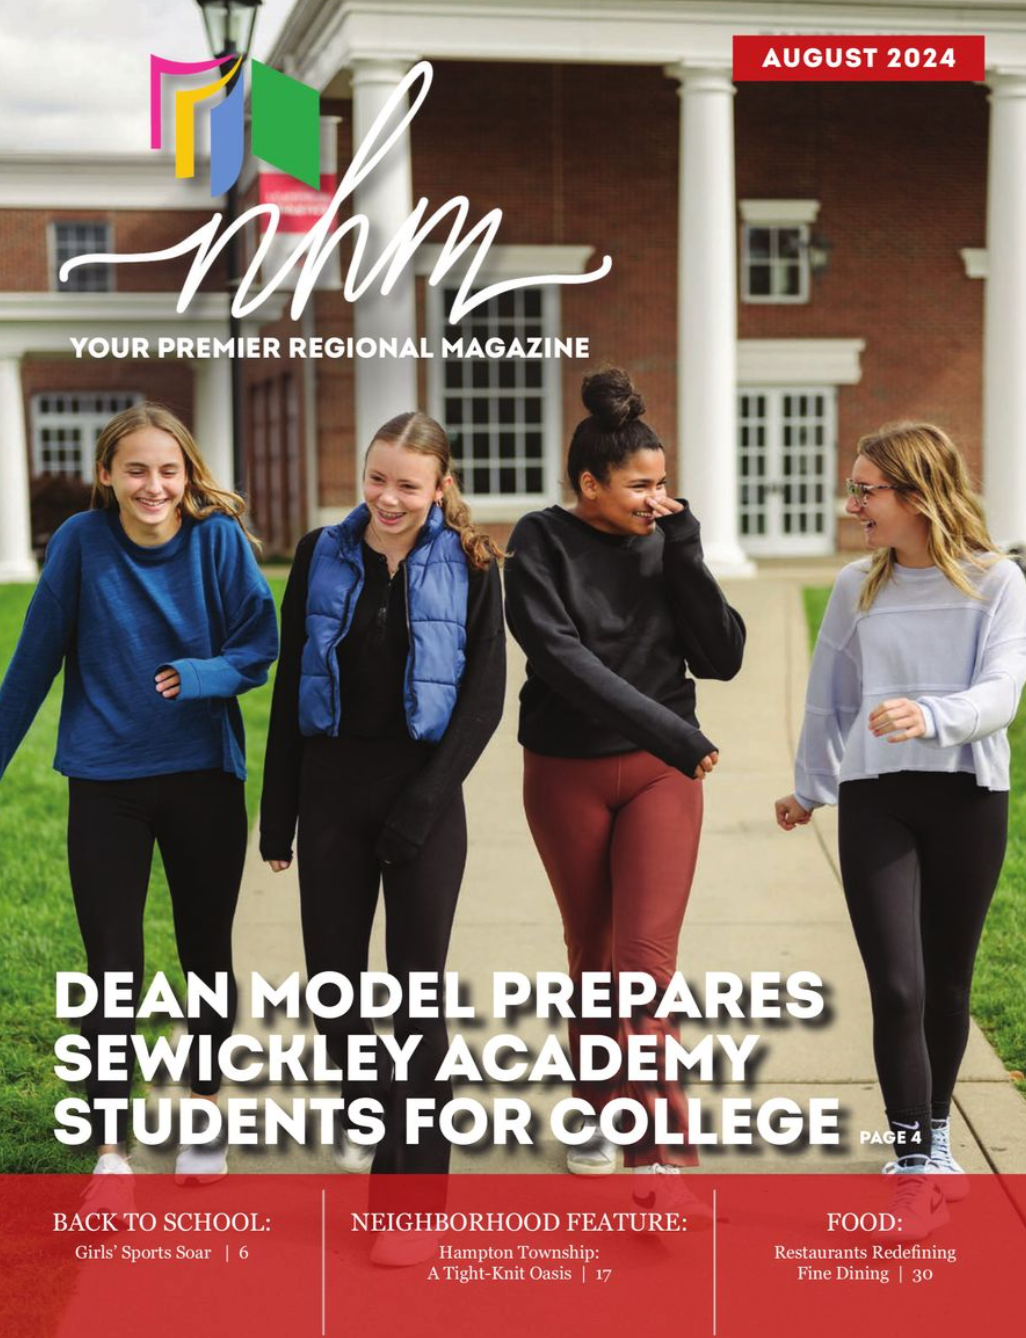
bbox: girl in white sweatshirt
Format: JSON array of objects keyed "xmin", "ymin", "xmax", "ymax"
[{"xmin": 776, "ymin": 423, "xmax": 1026, "ymax": 1235}]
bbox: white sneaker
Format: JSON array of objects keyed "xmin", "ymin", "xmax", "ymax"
[
  {"xmin": 333, "ymin": 1132, "xmax": 376, "ymax": 1174},
  {"xmin": 929, "ymin": 1118, "xmax": 969, "ymax": 1201},
  {"xmin": 92, "ymin": 1152, "xmax": 132, "ymax": 1176},
  {"xmin": 83, "ymin": 1152, "xmax": 134, "ymax": 1219},
  {"xmin": 878, "ymin": 1156, "xmax": 950, "ymax": 1241},
  {"xmin": 175, "ymin": 1143, "xmax": 228, "ymax": 1185},
  {"xmin": 566, "ymin": 1125, "xmax": 617, "ymax": 1176},
  {"xmin": 631, "ymin": 1166, "xmax": 715, "ymax": 1228}
]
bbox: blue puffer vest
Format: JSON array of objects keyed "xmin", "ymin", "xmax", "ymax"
[{"xmin": 298, "ymin": 503, "xmax": 469, "ymax": 743}]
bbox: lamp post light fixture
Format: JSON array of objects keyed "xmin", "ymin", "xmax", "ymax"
[
  {"xmin": 194, "ymin": 0, "xmax": 262, "ymax": 495},
  {"xmin": 197, "ymin": 0, "xmax": 261, "ymax": 74},
  {"xmin": 805, "ymin": 234, "xmax": 833, "ymax": 275}
]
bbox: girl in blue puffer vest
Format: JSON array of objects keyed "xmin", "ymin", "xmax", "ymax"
[{"xmin": 260, "ymin": 410, "xmax": 505, "ymax": 1194}]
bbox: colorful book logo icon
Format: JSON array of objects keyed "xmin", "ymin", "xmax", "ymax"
[{"xmin": 150, "ymin": 54, "xmax": 321, "ymax": 195}]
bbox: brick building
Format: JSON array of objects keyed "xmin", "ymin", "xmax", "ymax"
[{"xmin": 2, "ymin": 0, "xmax": 1024, "ymax": 579}]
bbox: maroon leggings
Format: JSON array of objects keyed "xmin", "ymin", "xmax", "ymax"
[{"xmin": 523, "ymin": 749, "xmax": 703, "ymax": 1167}]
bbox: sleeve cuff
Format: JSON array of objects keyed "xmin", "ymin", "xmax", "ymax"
[
  {"xmin": 679, "ymin": 728, "xmax": 717, "ymax": 776},
  {"xmin": 656, "ymin": 503, "xmax": 700, "ymax": 544},
  {"xmin": 259, "ymin": 833, "xmax": 295, "ymax": 863},
  {"xmin": 917, "ymin": 700, "xmax": 938, "ymax": 740},
  {"xmin": 375, "ymin": 826, "xmax": 423, "ymax": 867},
  {"xmin": 793, "ymin": 792, "xmax": 822, "ymax": 813},
  {"xmin": 162, "ymin": 658, "xmax": 204, "ymax": 701}
]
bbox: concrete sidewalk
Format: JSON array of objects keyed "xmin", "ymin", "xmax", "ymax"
[{"xmin": 134, "ymin": 564, "xmax": 1026, "ymax": 1175}]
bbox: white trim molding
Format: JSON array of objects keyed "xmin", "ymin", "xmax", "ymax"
[
  {"xmin": 0, "ymin": 155, "xmax": 223, "ymax": 211},
  {"xmin": 961, "ymin": 247, "xmax": 988, "ymax": 278},
  {"xmin": 738, "ymin": 338, "xmax": 865, "ymax": 385},
  {"xmin": 739, "ymin": 199, "xmax": 821, "ymax": 225}
]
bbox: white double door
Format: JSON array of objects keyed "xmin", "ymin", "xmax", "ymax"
[{"xmin": 738, "ymin": 387, "xmax": 837, "ymax": 556}]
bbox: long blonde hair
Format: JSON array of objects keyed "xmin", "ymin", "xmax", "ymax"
[
  {"xmin": 855, "ymin": 422, "xmax": 995, "ymax": 610},
  {"xmin": 92, "ymin": 403, "xmax": 259, "ymax": 546},
  {"xmin": 367, "ymin": 412, "xmax": 503, "ymax": 570}
]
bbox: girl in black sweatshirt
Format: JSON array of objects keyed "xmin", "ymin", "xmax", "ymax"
[{"xmin": 504, "ymin": 369, "xmax": 745, "ymax": 1195}]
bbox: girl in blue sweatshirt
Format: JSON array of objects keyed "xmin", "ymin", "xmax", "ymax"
[{"xmin": 0, "ymin": 403, "xmax": 278, "ymax": 1184}]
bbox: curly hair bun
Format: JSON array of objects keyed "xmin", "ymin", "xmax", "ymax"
[{"xmin": 581, "ymin": 368, "xmax": 646, "ymax": 429}]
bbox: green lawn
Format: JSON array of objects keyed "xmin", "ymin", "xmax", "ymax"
[
  {"xmin": 0, "ymin": 578, "xmax": 285, "ymax": 1172},
  {"xmin": 804, "ymin": 583, "xmax": 1026, "ymax": 1093}
]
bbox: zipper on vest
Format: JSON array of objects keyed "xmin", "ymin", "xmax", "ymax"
[
  {"xmin": 327, "ymin": 581, "xmax": 356, "ymax": 736},
  {"xmin": 403, "ymin": 561, "xmax": 417, "ymax": 723}
]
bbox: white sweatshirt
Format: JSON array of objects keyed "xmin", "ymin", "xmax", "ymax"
[{"xmin": 794, "ymin": 556, "xmax": 1026, "ymax": 810}]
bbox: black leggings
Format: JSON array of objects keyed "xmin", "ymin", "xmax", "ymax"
[
  {"xmin": 838, "ymin": 772, "xmax": 1008, "ymax": 1154},
  {"xmin": 297, "ymin": 735, "xmax": 467, "ymax": 1177},
  {"xmin": 67, "ymin": 770, "xmax": 249, "ymax": 1145}
]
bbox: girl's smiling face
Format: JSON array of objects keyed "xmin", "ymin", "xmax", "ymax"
[
  {"xmin": 577, "ymin": 448, "xmax": 669, "ymax": 536},
  {"xmin": 846, "ymin": 454, "xmax": 930, "ymax": 565},
  {"xmin": 363, "ymin": 439, "xmax": 448, "ymax": 548},
  {"xmin": 99, "ymin": 427, "xmax": 187, "ymax": 546}
]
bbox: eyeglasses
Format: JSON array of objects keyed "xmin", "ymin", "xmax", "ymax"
[{"xmin": 845, "ymin": 480, "xmax": 908, "ymax": 505}]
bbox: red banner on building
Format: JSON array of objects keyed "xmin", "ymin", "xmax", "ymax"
[
  {"xmin": 258, "ymin": 172, "xmax": 339, "ymax": 233},
  {"xmin": 732, "ymin": 35, "xmax": 985, "ymax": 82}
]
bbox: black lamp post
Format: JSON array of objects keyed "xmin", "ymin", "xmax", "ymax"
[{"xmin": 195, "ymin": 0, "xmax": 262, "ymax": 495}]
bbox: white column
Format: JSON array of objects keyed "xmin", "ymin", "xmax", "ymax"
[
  {"xmin": 983, "ymin": 70, "xmax": 1026, "ymax": 547},
  {"xmin": 191, "ymin": 356, "xmax": 233, "ymax": 490},
  {"xmin": 349, "ymin": 58, "xmax": 419, "ymax": 486},
  {"xmin": 667, "ymin": 62, "xmax": 754, "ymax": 576},
  {"xmin": 0, "ymin": 356, "xmax": 38, "ymax": 582}
]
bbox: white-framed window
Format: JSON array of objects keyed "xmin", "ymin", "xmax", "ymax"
[
  {"xmin": 426, "ymin": 284, "xmax": 563, "ymax": 518},
  {"xmin": 738, "ymin": 386, "xmax": 836, "ymax": 556},
  {"xmin": 31, "ymin": 392, "xmax": 142, "ymax": 478},
  {"xmin": 742, "ymin": 223, "xmax": 809, "ymax": 302},
  {"xmin": 51, "ymin": 221, "xmax": 113, "ymax": 292},
  {"xmin": 739, "ymin": 200, "xmax": 820, "ymax": 305}
]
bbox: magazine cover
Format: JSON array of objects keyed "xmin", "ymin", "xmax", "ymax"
[{"xmin": 1, "ymin": 2, "xmax": 1025, "ymax": 1335}]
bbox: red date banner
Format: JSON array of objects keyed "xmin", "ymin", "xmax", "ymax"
[
  {"xmin": 2, "ymin": 1173, "xmax": 1024, "ymax": 1337},
  {"xmin": 732, "ymin": 36, "xmax": 985, "ymax": 82}
]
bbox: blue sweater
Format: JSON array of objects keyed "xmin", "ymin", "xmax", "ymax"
[{"xmin": 0, "ymin": 509, "xmax": 278, "ymax": 783}]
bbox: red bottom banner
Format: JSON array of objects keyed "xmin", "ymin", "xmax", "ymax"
[{"xmin": 3, "ymin": 1173, "xmax": 1023, "ymax": 1337}]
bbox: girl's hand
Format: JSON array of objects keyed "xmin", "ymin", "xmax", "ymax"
[
  {"xmin": 775, "ymin": 794, "xmax": 812, "ymax": 830},
  {"xmin": 693, "ymin": 750, "xmax": 719, "ymax": 780},
  {"xmin": 155, "ymin": 668, "xmax": 182, "ymax": 699},
  {"xmin": 267, "ymin": 859, "xmax": 292, "ymax": 873},
  {"xmin": 649, "ymin": 496, "xmax": 685, "ymax": 518},
  {"xmin": 869, "ymin": 698, "xmax": 926, "ymax": 743}
]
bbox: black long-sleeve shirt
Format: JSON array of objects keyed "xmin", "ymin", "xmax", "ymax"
[
  {"xmin": 503, "ymin": 504, "xmax": 745, "ymax": 775},
  {"xmin": 260, "ymin": 528, "xmax": 505, "ymax": 864}
]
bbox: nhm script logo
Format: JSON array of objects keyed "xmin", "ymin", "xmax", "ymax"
[{"xmin": 60, "ymin": 60, "xmax": 611, "ymax": 323}]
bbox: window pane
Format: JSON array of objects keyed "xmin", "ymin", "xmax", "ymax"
[
  {"xmin": 747, "ymin": 227, "xmax": 771, "ymax": 258},
  {"xmin": 779, "ymin": 264, "xmax": 801, "ymax": 297},
  {"xmin": 748, "ymin": 265, "xmax": 771, "ymax": 296},
  {"xmin": 778, "ymin": 229, "xmax": 802, "ymax": 259}
]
